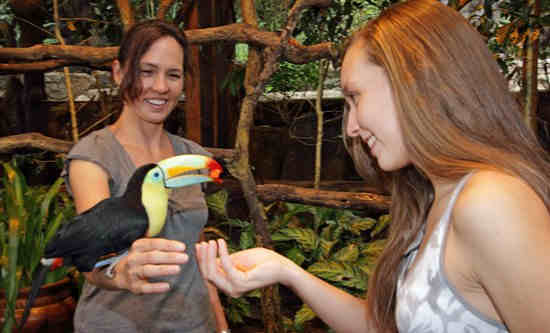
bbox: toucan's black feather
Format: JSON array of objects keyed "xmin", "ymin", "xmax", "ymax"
[
  {"xmin": 44, "ymin": 163, "xmax": 156, "ymax": 272},
  {"xmin": 19, "ymin": 164, "xmax": 157, "ymax": 331},
  {"xmin": 18, "ymin": 264, "xmax": 49, "ymax": 331}
]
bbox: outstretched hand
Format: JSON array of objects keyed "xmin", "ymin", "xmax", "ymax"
[{"xmin": 196, "ymin": 239, "xmax": 296, "ymax": 297}]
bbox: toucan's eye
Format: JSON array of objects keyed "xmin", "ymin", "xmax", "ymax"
[{"xmin": 152, "ymin": 171, "xmax": 162, "ymax": 181}]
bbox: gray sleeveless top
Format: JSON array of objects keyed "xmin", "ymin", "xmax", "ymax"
[
  {"xmin": 62, "ymin": 128, "xmax": 216, "ymax": 333},
  {"xmin": 395, "ymin": 174, "xmax": 509, "ymax": 333}
]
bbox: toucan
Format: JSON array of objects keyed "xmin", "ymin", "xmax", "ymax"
[{"xmin": 19, "ymin": 154, "xmax": 223, "ymax": 331}]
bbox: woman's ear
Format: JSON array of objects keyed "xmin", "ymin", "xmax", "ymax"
[{"xmin": 112, "ymin": 60, "xmax": 123, "ymax": 86}]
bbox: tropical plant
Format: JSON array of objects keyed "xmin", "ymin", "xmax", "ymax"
[
  {"xmin": 0, "ymin": 159, "xmax": 75, "ymax": 332},
  {"xmin": 205, "ymin": 189, "xmax": 389, "ymax": 332}
]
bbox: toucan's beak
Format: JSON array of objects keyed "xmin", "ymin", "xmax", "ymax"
[{"xmin": 157, "ymin": 154, "xmax": 223, "ymax": 188}]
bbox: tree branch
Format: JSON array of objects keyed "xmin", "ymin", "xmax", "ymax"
[
  {"xmin": 0, "ymin": 132, "xmax": 236, "ymax": 161},
  {"xmin": 0, "ymin": 24, "xmax": 333, "ymax": 74},
  {"xmin": 0, "ymin": 45, "xmax": 118, "ymax": 62},
  {"xmin": 256, "ymin": 184, "xmax": 390, "ymax": 213}
]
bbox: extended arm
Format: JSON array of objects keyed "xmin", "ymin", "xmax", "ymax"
[{"xmin": 196, "ymin": 239, "xmax": 372, "ymax": 333}]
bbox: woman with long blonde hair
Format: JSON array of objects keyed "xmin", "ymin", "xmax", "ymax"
[{"xmin": 196, "ymin": 1, "xmax": 550, "ymax": 331}]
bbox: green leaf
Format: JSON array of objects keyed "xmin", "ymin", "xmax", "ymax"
[
  {"xmin": 349, "ymin": 217, "xmax": 378, "ymax": 235},
  {"xmin": 206, "ymin": 189, "xmax": 228, "ymax": 217},
  {"xmin": 232, "ymin": 297, "xmax": 253, "ymax": 318},
  {"xmin": 272, "ymin": 228, "xmax": 319, "ymax": 252},
  {"xmin": 307, "ymin": 261, "xmax": 367, "ymax": 291},
  {"xmin": 227, "ymin": 306, "xmax": 244, "ymax": 324},
  {"xmin": 221, "ymin": 218, "xmax": 251, "ymax": 229},
  {"xmin": 245, "ymin": 289, "xmax": 262, "ymax": 298},
  {"xmin": 285, "ymin": 247, "xmax": 306, "ymax": 266},
  {"xmin": 239, "ymin": 227, "xmax": 255, "ymax": 250},
  {"xmin": 43, "ymin": 38, "xmax": 60, "ymax": 45},
  {"xmin": 40, "ymin": 177, "xmax": 64, "ymax": 225},
  {"xmin": 371, "ymin": 214, "xmax": 391, "ymax": 238},
  {"xmin": 44, "ymin": 212, "xmax": 65, "ymax": 245},
  {"xmin": 331, "ymin": 244, "xmax": 359, "ymax": 262},
  {"xmin": 360, "ymin": 239, "xmax": 387, "ymax": 259},
  {"xmin": 356, "ymin": 256, "xmax": 377, "ymax": 275},
  {"xmin": 3, "ymin": 162, "xmax": 25, "ymax": 216},
  {"xmin": 319, "ymin": 238, "xmax": 338, "ymax": 259},
  {"xmin": 294, "ymin": 303, "xmax": 316, "ymax": 326}
]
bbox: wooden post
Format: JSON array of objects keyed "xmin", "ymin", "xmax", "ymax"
[{"xmin": 183, "ymin": 0, "xmax": 236, "ymax": 147}]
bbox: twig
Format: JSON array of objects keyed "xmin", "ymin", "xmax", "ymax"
[{"xmin": 53, "ymin": 0, "xmax": 79, "ymax": 143}]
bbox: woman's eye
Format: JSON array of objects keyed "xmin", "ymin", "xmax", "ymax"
[
  {"xmin": 140, "ymin": 70, "xmax": 153, "ymax": 76},
  {"xmin": 169, "ymin": 73, "xmax": 182, "ymax": 80}
]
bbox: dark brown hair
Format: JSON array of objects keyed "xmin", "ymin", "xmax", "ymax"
[
  {"xmin": 117, "ymin": 19, "xmax": 188, "ymax": 103},
  {"xmin": 343, "ymin": 0, "xmax": 550, "ymax": 331}
]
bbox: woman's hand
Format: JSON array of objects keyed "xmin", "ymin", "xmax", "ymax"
[
  {"xmin": 196, "ymin": 239, "xmax": 297, "ymax": 297},
  {"xmin": 113, "ymin": 238, "xmax": 189, "ymax": 294}
]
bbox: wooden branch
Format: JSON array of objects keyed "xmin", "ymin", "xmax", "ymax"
[
  {"xmin": 0, "ymin": 24, "xmax": 333, "ymax": 74},
  {"xmin": 0, "ymin": 45, "xmax": 118, "ymax": 62},
  {"xmin": 188, "ymin": 24, "xmax": 333, "ymax": 63},
  {"xmin": 0, "ymin": 133, "xmax": 73, "ymax": 153},
  {"xmin": 0, "ymin": 132, "xmax": 236, "ymax": 161},
  {"xmin": 256, "ymin": 184, "xmax": 390, "ymax": 213}
]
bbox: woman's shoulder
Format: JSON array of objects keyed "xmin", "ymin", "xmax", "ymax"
[
  {"xmin": 452, "ymin": 170, "xmax": 549, "ymax": 243},
  {"xmin": 457, "ymin": 171, "xmax": 540, "ymax": 214},
  {"xmin": 69, "ymin": 128, "xmax": 116, "ymax": 157},
  {"xmin": 167, "ymin": 133, "xmax": 212, "ymax": 156}
]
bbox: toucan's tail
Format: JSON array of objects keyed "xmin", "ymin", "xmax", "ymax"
[{"xmin": 18, "ymin": 263, "xmax": 49, "ymax": 332}]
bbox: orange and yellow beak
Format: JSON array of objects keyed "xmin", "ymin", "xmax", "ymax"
[{"xmin": 157, "ymin": 154, "xmax": 223, "ymax": 188}]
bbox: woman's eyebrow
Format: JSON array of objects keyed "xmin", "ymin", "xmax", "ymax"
[{"xmin": 140, "ymin": 62, "xmax": 182, "ymax": 72}]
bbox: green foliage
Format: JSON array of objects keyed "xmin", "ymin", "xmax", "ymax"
[
  {"xmin": 0, "ymin": 160, "xmax": 75, "ymax": 331},
  {"xmin": 266, "ymin": 61, "xmax": 321, "ymax": 93},
  {"xmin": 465, "ymin": 0, "xmax": 549, "ymax": 83},
  {"xmin": 295, "ymin": 0, "xmax": 390, "ymax": 46},
  {"xmin": 254, "ymin": 0, "xmax": 288, "ymax": 32},
  {"xmin": 0, "ymin": 0, "xmax": 19, "ymax": 46},
  {"xmin": 205, "ymin": 189, "xmax": 389, "ymax": 331}
]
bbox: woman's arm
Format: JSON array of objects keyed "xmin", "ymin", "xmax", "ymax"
[
  {"xmin": 453, "ymin": 171, "xmax": 550, "ymax": 332},
  {"xmin": 69, "ymin": 159, "xmax": 188, "ymax": 294},
  {"xmin": 196, "ymin": 239, "xmax": 372, "ymax": 333}
]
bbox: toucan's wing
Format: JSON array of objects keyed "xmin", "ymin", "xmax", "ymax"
[{"xmin": 44, "ymin": 196, "xmax": 148, "ymax": 271}]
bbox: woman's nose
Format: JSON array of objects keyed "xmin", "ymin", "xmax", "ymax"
[
  {"xmin": 153, "ymin": 74, "xmax": 169, "ymax": 93},
  {"xmin": 346, "ymin": 108, "xmax": 360, "ymax": 137}
]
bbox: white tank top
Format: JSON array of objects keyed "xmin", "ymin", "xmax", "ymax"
[{"xmin": 395, "ymin": 173, "xmax": 509, "ymax": 332}]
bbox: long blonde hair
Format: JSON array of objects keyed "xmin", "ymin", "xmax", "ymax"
[{"xmin": 343, "ymin": 0, "xmax": 550, "ymax": 331}]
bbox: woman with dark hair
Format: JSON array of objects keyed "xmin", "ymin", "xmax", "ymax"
[
  {"xmin": 196, "ymin": 1, "xmax": 550, "ymax": 332},
  {"xmin": 64, "ymin": 20, "xmax": 228, "ymax": 332}
]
